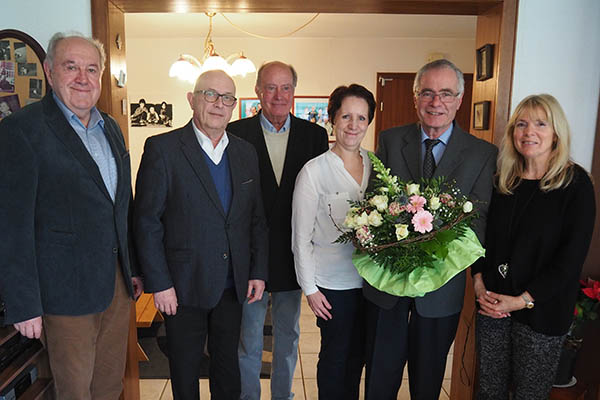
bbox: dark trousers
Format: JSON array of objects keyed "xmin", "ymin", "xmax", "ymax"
[
  {"xmin": 316, "ymin": 287, "xmax": 365, "ymax": 400},
  {"xmin": 165, "ymin": 288, "xmax": 242, "ymax": 400},
  {"xmin": 365, "ymin": 297, "xmax": 460, "ymax": 400}
]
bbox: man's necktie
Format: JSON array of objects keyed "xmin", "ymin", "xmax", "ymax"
[{"xmin": 423, "ymin": 139, "xmax": 441, "ymax": 179}]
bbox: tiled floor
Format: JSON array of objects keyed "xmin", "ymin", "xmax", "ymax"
[{"xmin": 140, "ymin": 296, "xmax": 453, "ymax": 399}]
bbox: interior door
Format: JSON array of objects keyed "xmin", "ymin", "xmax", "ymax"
[{"xmin": 374, "ymin": 72, "xmax": 473, "ymax": 150}]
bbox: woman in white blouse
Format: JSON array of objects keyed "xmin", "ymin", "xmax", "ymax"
[{"xmin": 292, "ymin": 84, "xmax": 376, "ymax": 399}]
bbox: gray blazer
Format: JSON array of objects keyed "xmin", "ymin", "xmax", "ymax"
[
  {"xmin": 133, "ymin": 121, "xmax": 269, "ymax": 308},
  {"xmin": 363, "ymin": 122, "xmax": 497, "ymax": 318},
  {"xmin": 0, "ymin": 94, "xmax": 137, "ymax": 324}
]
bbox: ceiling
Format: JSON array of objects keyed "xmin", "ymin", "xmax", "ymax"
[{"xmin": 126, "ymin": 13, "xmax": 477, "ymax": 39}]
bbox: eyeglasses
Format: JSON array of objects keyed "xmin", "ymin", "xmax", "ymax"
[
  {"xmin": 416, "ymin": 90, "xmax": 460, "ymax": 103},
  {"xmin": 195, "ymin": 89, "xmax": 237, "ymax": 107}
]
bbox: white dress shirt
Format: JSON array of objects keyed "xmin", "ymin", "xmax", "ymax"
[
  {"xmin": 292, "ymin": 148, "xmax": 371, "ymax": 296},
  {"xmin": 191, "ymin": 120, "xmax": 229, "ymax": 164}
]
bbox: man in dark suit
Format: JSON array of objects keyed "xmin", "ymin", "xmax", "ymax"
[
  {"xmin": 134, "ymin": 70, "xmax": 269, "ymax": 400},
  {"xmin": 364, "ymin": 59, "xmax": 498, "ymax": 400},
  {"xmin": 227, "ymin": 61, "xmax": 328, "ymax": 400},
  {"xmin": 0, "ymin": 32, "xmax": 142, "ymax": 400}
]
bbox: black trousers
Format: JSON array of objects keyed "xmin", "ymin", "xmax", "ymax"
[
  {"xmin": 316, "ymin": 287, "xmax": 365, "ymax": 400},
  {"xmin": 365, "ymin": 297, "xmax": 460, "ymax": 400},
  {"xmin": 164, "ymin": 288, "xmax": 242, "ymax": 400}
]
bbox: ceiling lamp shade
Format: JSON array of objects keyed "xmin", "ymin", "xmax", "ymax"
[
  {"xmin": 169, "ymin": 54, "xmax": 201, "ymax": 83},
  {"xmin": 230, "ymin": 54, "xmax": 256, "ymax": 77},
  {"xmin": 201, "ymin": 54, "xmax": 231, "ymax": 74}
]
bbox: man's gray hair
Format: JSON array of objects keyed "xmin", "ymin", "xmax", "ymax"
[
  {"xmin": 413, "ymin": 59, "xmax": 464, "ymax": 96},
  {"xmin": 256, "ymin": 61, "xmax": 298, "ymax": 88},
  {"xmin": 45, "ymin": 32, "xmax": 106, "ymax": 71}
]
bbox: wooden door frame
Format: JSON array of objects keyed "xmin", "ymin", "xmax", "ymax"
[{"xmin": 91, "ymin": 2, "xmax": 519, "ymax": 399}]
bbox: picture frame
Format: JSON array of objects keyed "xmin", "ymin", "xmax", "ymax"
[
  {"xmin": 476, "ymin": 44, "xmax": 494, "ymax": 81},
  {"xmin": 130, "ymin": 98, "xmax": 173, "ymax": 128},
  {"xmin": 293, "ymin": 96, "xmax": 334, "ymax": 141},
  {"xmin": 473, "ymin": 101, "xmax": 491, "ymax": 130},
  {"xmin": 239, "ymin": 97, "xmax": 261, "ymax": 119},
  {"xmin": 0, "ymin": 29, "xmax": 48, "ymax": 120}
]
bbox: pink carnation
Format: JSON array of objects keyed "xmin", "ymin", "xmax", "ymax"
[
  {"xmin": 388, "ymin": 202, "xmax": 403, "ymax": 216},
  {"xmin": 412, "ymin": 210, "xmax": 433, "ymax": 233},
  {"xmin": 440, "ymin": 193, "xmax": 452, "ymax": 204},
  {"xmin": 405, "ymin": 195, "xmax": 426, "ymax": 214}
]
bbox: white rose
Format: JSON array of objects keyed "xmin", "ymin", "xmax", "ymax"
[
  {"xmin": 369, "ymin": 195, "xmax": 389, "ymax": 212},
  {"xmin": 368, "ymin": 210, "xmax": 383, "ymax": 227},
  {"xmin": 355, "ymin": 211, "xmax": 369, "ymax": 227},
  {"xmin": 406, "ymin": 183, "xmax": 420, "ymax": 196},
  {"xmin": 429, "ymin": 196, "xmax": 441, "ymax": 210},
  {"xmin": 395, "ymin": 224, "xmax": 409, "ymax": 241},
  {"xmin": 463, "ymin": 201, "xmax": 473, "ymax": 213},
  {"xmin": 343, "ymin": 214, "xmax": 356, "ymax": 229}
]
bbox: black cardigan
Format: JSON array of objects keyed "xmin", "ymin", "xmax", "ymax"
[{"xmin": 471, "ymin": 165, "xmax": 596, "ymax": 336}]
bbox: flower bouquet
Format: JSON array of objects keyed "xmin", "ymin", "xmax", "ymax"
[{"xmin": 333, "ymin": 152, "xmax": 484, "ymax": 297}]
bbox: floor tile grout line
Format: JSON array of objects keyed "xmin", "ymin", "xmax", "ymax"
[
  {"xmin": 158, "ymin": 379, "xmax": 168, "ymax": 400},
  {"xmin": 298, "ymin": 345, "xmax": 308, "ymax": 400}
]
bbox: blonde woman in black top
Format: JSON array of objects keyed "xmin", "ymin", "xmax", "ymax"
[{"xmin": 471, "ymin": 94, "xmax": 595, "ymax": 400}]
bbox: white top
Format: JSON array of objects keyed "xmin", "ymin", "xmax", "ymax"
[
  {"xmin": 192, "ymin": 120, "xmax": 229, "ymax": 164},
  {"xmin": 291, "ymin": 148, "xmax": 371, "ymax": 296}
]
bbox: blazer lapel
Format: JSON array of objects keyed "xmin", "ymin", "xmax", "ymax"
[
  {"xmin": 102, "ymin": 115, "xmax": 126, "ymax": 203},
  {"xmin": 401, "ymin": 125, "xmax": 422, "ymax": 181},
  {"xmin": 179, "ymin": 121, "xmax": 226, "ymax": 217},
  {"xmin": 225, "ymin": 140, "xmax": 244, "ymax": 221},
  {"xmin": 250, "ymin": 113, "xmax": 279, "ymax": 189},
  {"xmin": 43, "ymin": 95, "xmax": 113, "ymax": 202},
  {"xmin": 279, "ymin": 115, "xmax": 303, "ymax": 187},
  {"xmin": 434, "ymin": 124, "xmax": 466, "ymax": 179}
]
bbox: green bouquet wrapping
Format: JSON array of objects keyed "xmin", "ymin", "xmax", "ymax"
[{"xmin": 333, "ymin": 152, "xmax": 485, "ymax": 297}]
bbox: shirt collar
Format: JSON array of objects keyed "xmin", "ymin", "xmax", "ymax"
[
  {"xmin": 191, "ymin": 119, "xmax": 229, "ymax": 163},
  {"xmin": 420, "ymin": 123, "xmax": 453, "ymax": 145},
  {"xmin": 260, "ymin": 112, "xmax": 291, "ymax": 134},
  {"xmin": 52, "ymin": 92, "xmax": 104, "ymax": 130}
]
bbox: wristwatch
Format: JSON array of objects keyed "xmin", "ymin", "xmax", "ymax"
[{"xmin": 521, "ymin": 293, "xmax": 534, "ymax": 309}]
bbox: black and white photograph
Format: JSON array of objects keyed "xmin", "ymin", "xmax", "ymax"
[
  {"xmin": 18, "ymin": 62, "xmax": 37, "ymax": 76},
  {"xmin": 13, "ymin": 42, "xmax": 27, "ymax": 63},
  {"xmin": 0, "ymin": 61, "xmax": 15, "ymax": 92},
  {"xmin": 0, "ymin": 41, "xmax": 10, "ymax": 61},
  {"xmin": 29, "ymin": 78, "xmax": 42, "ymax": 99},
  {"xmin": 0, "ymin": 94, "xmax": 20, "ymax": 119},
  {"xmin": 130, "ymin": 98, "xmax": 173, "ymax": 128}
]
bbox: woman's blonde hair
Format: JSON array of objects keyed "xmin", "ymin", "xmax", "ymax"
[{"xmin": 497, "ymin": 94, "xmax": 574, "ymax": 194}]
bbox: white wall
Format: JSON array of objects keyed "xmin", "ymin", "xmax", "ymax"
[
  {"xmin": 126, "ymin": 35, "xmax": 475, "ymax": 179},
  {"xmin": 511, "ymin": 0, "xmax": 600, "ymax": 170},
  {"xmin": 2, "ymin": 0, "xmax": 91, "ymax": 51}
]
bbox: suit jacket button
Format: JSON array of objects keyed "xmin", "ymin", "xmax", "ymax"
[
  {"xmin": 112, "ymin": 247, "xmax": 118, "ymax": 254},
  {"xmin": 223, "ymin": 253, "xmax": 228, "ymax": 260}
]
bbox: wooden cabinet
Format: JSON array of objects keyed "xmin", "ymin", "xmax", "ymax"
[{"xmin": 0, "ymin": 326, "xmax": 53, "ymax": 400}]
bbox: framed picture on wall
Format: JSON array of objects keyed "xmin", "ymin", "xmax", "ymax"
[
  {"xmin": 473, "ymin": 101, "xmax": 491, "ymax": 130},
  {"xmin": 476, "ymin": 44, "xmax": 494, "ymax": 81},
  {"xmin": 293, "ymin": 96, "xmax": 333, "ymax": 141},
  {"xmin": 239, "ymin": 98, "xmax": 261, "ymax": 119}
]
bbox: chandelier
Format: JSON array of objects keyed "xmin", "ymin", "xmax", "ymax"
[{"xmin": 169, "ymin": 12, "xmax": 257, "ymax": 83}]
